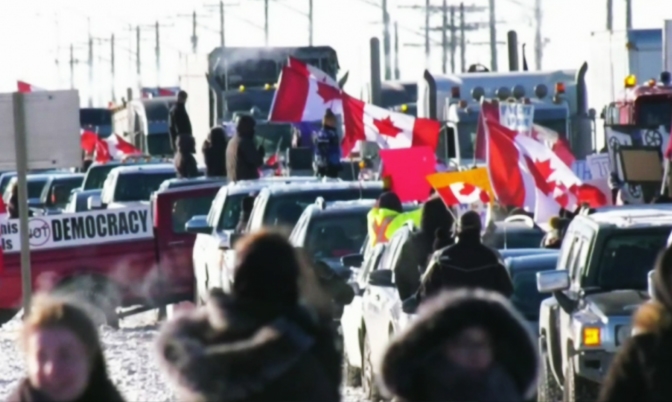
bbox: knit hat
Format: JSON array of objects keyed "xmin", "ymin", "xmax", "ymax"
[{"xmin": 323, "ymin": 108, "xmax": 337, "ymax": 127}]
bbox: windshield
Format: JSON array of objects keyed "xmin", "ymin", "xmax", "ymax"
[
  {"xmin": 637, "ymin": 98, "xmax": 672, "ymax": 132},
  {"xmin": 80, "ymin": 109, "xmax": 112, "ymax": 126},
  {"xmin": 306, "ymin": 212, "xmax": 369, "ymax": 259},
  {"xmin": 597, "ymin": 231, "xmax": 669, "ymax": 290},
  {"xmin": 83, "ymin": 164, "xmax": 121, "ymax": 190},
  {"xmin": 42, "ymin": 177, "xmax": 84, "ymax": 207},
  {"xmin": 147, "ymin": 133, "xmax": 173, "ymax": 156},
  {"xmin": 536, "ymin": 118, "xmax": 568, "ymax": 135},
  {"xmin": 227, "ymin": 60, "xmax": 279, "ymax": 87},
  {"xmin": 263, "ymin": 188, "xmax": 382, "ymax": 227},
  {"xmin": 225, "ymin": 91, "xmax": 275, "ymax": 116},
  {"xmin": 217, "ymin": 193, "xmax": 255, "ymax": 231},
  {"xmin": 113, "ymin": 172, "xmax": 176, "ymax": 202},
  {"xmin": 145, "ymin": 101, "xmax": 174, "ymax": 121},
  {"xmin": 456, "ymin": 122, "xmax": 478, "ymax": 160}
]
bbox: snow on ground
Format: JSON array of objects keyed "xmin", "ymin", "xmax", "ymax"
[{"xmin": 0, "ymin": 310, "xmax": 368, "ymax": 402}]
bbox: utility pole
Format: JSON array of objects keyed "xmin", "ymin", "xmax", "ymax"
[
  {"xmin": 424, "ymin": 0, "xmax": 430, "ymax": 65},
  {"xmin": 111, "ymin": 34, "xmax": 116, "ymax": 102},
  {"xmin": 220, "ymin": 0, "xmax": 226, "ymax": 46},
  {"xmin": 308, "ymin": 0, "xmax": 314, "ymax": 46},
  {"xmin": 264, "ymin": 0, "xmax": 269, "ymax": 46},
  {"xmin": 136, "ymin": 26, "xmax": 141, "ymax": 89},
  {"xmin": 394, "ymin": 22, "xmax": 400, "ymax": 79},
  {"xmin": 192, "ymin": 11, "xmax": 198, "ymax": 53},
  {"xmin": 450, "ymin": 6, "xmax": 456, "ymax": 72},
  {"xmin": 441, "ymin": 0, "xmax": 448, "ymax": 74},
  {"xmin": 382, "ymin": 0, "xmax": 391, "ymax": 79},
  {"xmin": 155, "ymin": 22, "xmax": 161, "ymax": 86},
  {"xmin": 625, "ymin": 0, "xmax": 632, "ymax": 29},
  {"xmin": 460, "ymin": 3, "xmax": 466, "ymax": 72},
  {"xmin": 606, "ymin": 0, "xmax": 613, "ymax": 31},
  {"xmin": 69, "ymin": 44, "xmax": 76, "ymax": 89},
  {"xmin": 87, "ymin": 18, "xmax": 93, "ymax": 107},
  {"xmin": 534, "ymin": 0, "xmax": 542, "ymax": 69},
  {"xmin": 489, "ymin": 0, "xmax": 497, "ymax": 71}
]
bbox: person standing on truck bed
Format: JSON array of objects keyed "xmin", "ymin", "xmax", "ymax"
[
  {"xmin": 226, "ymin": 115, "xmax": 265, "ymax": 182},
  {"xmin": 313, "ymin": 109, "xmax": 342, "ymax": 179},
  {"xmin": 202, "ymin": 126, "xmax": 227, "ymax": 177},
  {"xmin": 169, "ymin": 91, "xmax": 192, "ymax": 152}
]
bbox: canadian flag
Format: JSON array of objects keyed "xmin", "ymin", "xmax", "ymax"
[
  {"xmin": 341, "ymin": 94, "xmax": 440, "ymax": 156},
  {"xmin": 17, "ymin": 81, "xmax": 46, "ymax": 93},
  {"xmin": 269, "ymin": 64, "xmax": 343, "ymax": 123},
  {"xmin": 438, "ymin": 183, "xmax": 491, "ymax": 205},
  {"xmin": 475, "ymin": 100, "xmax": 575, "ymax": 168},
  {"xmin": 485, "ymin": 118, "xmax": 606, "ymax": 214},
  {"xmin": 81, "ymin": 130, "xmax": 141, "ymax": 163}
]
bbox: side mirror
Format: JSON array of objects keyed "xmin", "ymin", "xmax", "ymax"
[
  {"xmin": 87, "ymin": 194, "xmax": 102, "ymax": 210},
  {"xmin": 648, "ymin": 270, "xmax": 655, "ymax": 298},
  {"xmin": 185, "ymin": 215, "xmax": 212, "ymax": 235},
  {"xmin": 368, "ymin": 269, "xmax": 394, "ymax": 287},
  {"xmin": 537, "ymin": 270, "xmax": 570, "ymax": 293},
  {"xmin": 341, "ymin": 253, "xmax": 364, "ymax": 268}
]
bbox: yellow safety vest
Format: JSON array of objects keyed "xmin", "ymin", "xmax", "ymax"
[{"xmin": 367, "ymin": 207, "xmax": 422, "ymax": 247}]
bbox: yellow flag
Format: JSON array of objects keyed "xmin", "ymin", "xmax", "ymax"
[{"xmin": 426, "ymin": 168, "xmax": 495, "ymax": 205}]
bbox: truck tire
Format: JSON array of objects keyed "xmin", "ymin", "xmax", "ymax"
[
  {"xmin": 538, "ymin": 353, "xmax": 562, "ymax": 402},
  {"xmin": 563, "ymin": 358, "xmax": 599, "ymax": 402},
  {"xmin": 362, "ymin": 335, "xmax": 382, "ymax": 402}
]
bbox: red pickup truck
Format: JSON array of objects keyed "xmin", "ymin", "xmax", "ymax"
[{"xmin": 0, "ymin": 181, "xmax": 221, "ymax": 326}]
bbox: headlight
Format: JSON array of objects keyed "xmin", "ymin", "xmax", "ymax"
[
  {"xmin": 616, "ymin": 325, "xmax": 632, "ymax": 345},
  {"xmin": 582, "ymin": 327, "xmax": 601, "ymax": 347}
]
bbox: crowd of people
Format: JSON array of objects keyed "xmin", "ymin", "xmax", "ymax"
[{"xmin": 7, "ymin": 93, "xmax": 672, "ymax": 402}]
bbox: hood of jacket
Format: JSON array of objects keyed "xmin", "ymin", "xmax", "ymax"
[
  {"xmin": 419, "ymin": 196, "xmax": 454, "ymax": 238},
  {"xmin": 381, "ymin": 289, "xmax": 538, "ymax": 401},
  {"xmin": 155, "ymin": 292, "xmax": 319, "ymax": 402}
]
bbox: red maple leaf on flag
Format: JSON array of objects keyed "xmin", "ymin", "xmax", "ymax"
[
  {"xmin": 373, "ymin": 116, "xmax": 403, "ymax": 138},
  {"xmin": 459, "ymin": 183, "xmax": 476, "ymax": 196},
  {"xmin": 524, "ymin": 156, "xmax": 554, "ymax": 196},
  {"xmin": 316, "ymin": 81, "xmax": 342, "ymax": 103}
]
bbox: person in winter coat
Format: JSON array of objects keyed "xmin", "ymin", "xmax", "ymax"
[
  {"xmin": 8, "ymin": 182, "xmax": 20, "ymax": 219},
  {"xmin": 419, "ymin": 211, "xmax": 513, "ymax": 301},
  {"xmin": 226, "ymin": 115, "xmax": 264, "ymax": 182},
  {"xmin": 313, "ymin": 109, "xmax": 342, "ymax": 178},
  {"xmin": 393, "ymin": 196, "xmax": 454, "ymax": 302},
  {"xmin": 156, "ymin": 230, "xmax": 341, "ymax": 402},
  {"xmin": 169, "ymin": 91, "xmax": 193, "ymax": 152},
  {"xmin": 367, "ymin": 192, "xmax": 423, "ymax": 248},
  {"xmin": 202, "ymin": 126, "xmax": 228, "ymax": 177},
  {"xmin": 7, "ymin": 293, "xmax": 125, "ymax": 402},
  {"xmin": 540, "ymin": 216, "xmax": 562, "ymax": 249},
  {"xmin": 598, "ymin": 245, "xmax": 672, "ymax": 402},
  {"xmin": 380, "ymin": 289, "xmax": 538, "ymax": 402},
  {"xmin": 174, "ymin": 134, "xmax": 199, "ymax": 178}
]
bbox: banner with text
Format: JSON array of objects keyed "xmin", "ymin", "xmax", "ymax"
[{"xmin": 0, "ymin": 206, "xmax": 153, "ymax": 253}]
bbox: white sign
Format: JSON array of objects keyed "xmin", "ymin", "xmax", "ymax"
[
  {"xmin": 587, "ymin": 154, "xmax": 611, "ymax": 180},
  {"xmin": 0, "ymin": 206, "xmax": 153, "ymax": 253},
  {"xmin": 571, "ymin": 160, "xmax": 592, "ymax": 181},
  {"xmin": 0, "ymin": 90, "xmax": 81, "ymax": 170},
  {"xmin": 499, "ymin": 103, "xmax": 535, "ymax": 136}
]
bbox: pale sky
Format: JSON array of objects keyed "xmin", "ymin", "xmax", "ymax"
[{"xmin": 1, "ymin": 0, "xmax": 671, "ymax": 110}]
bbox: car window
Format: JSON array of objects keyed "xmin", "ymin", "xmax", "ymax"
[
  {"xmin": 262, "ymin": 188, "xmax": 382, "ymax": 228},
  {"xmin": 114, "ymin": 172, "xmax": 176, "ymax": 202},
  {"xmin": 558, "ymin": 233, "xmax": 578, "ymax": 270},
  {"xmin": 575, "ymin": 237, "xmax": 592, "ymax": 280},
  {"xmin": 567, "ymin": 238, "xmax": 585, "ymax": 281},
  {"xmin": 247, "ymin": 192, "xmax": 268, "ymax": 231},
  {"xmin": 172, "ymin": 195, "xmax": 216, "ymax": 233},
  {"xmin": 82, "ymin": 164, "xmax": 121, "ymax": 190},
  {"xmin": 289, "ymin": 212, "xmax": 310, "ymax": 246},
  {"xmin": 45, "ymin": 177, "xmax": 84, "ymax": 207},
  {"xmin": 596, "ymin": 231, "xmax": 669, "ymax": 291},
  {"xmin": 216, "ymin": 193, "xmax": 254, "ymax": 231},
  {"xmin": 305, "ymin": 212, "xmax": 368, "ymax": 259}
]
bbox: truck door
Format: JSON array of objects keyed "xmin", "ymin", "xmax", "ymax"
[{"xmin": 154, "ymin": 188, "xmax": 218, "ymax": 301}]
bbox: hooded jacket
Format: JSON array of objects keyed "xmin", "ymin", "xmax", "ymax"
[
  {"xmin": 202, "ymin": 127, "xmax": 228, "ymax": 177},
  {"xmin": 174, "ymin": 134, "xmax": 199, "ymax": 178},
  {"xmin": 156, "ymin": 291, "xmax": 341, "ymax": 402},
  {"xmin": 367, "ymin": 192, "xmax": 423, "ymax": 248},
  {"xmin": 7, "ymin": 350, "xmax": 125, "ymax": 402},
  {"xmin": 419, "ymin": 229, "xmax": 513, "ymax": 301},
  {"xmin": 380, "ymin": 289, "xmax": 538, "ymax": 402},
  {"xmin": 598, "ymin": 246, "xmax": 672, "ymax": 402},
  {"xmin": 392, "ymin": 196, "xmax": 454, "ymax": 301},
  {"xmin": 226, "ymin": 120, "xmax": 264, "ymax": 182}
]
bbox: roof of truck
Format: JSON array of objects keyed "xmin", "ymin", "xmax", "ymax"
[{"xmin": 585, "ymin": 207, "xmax": 672, "ymax": 229}]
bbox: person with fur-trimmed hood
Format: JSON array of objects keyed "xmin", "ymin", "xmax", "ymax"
[
  {"xmin": 380, "ymin": 289, "xmax": 538, "ymax": 402},
  {"xmin": 174, "ymin": 134, "xmax": 199, "ymax": 178},
  {"xmin": 155, "ymin": 230, "xmax": 341, "ymax": 402},
  {"xmin": 598, "ymin": 245, "xmax": 672, "ymax": 402},
  {"xmin": 202, "ymin": 126, "xmax": 228, "ymax": 177}
]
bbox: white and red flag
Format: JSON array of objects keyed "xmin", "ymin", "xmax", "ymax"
[
  {"xmin": 80, "ymin": 130, "xmax": 141, "ymax": 163},
  {"xmin": 340, "ymin": 94, "xmax": 440, "ymax": 156},
  {"xmin": 17, "ymin": 81, "xmax": 46, "ymax": 93},
  {"xmin": 485, "ymin": 118, "xmax": 606, "ymax": 214},
  {"xmin": 269, "ymin": 58, "xmax": 343, "ymax": 122}
]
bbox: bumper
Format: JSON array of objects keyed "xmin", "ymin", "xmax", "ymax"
[{"xmin": 573, "ymin": 349, "xmax": 614, "ymax": 383}]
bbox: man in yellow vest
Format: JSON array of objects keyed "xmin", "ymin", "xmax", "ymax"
[{"xmin": 367, "ymin": 192, "xmax": 423, "ymax": 247}]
